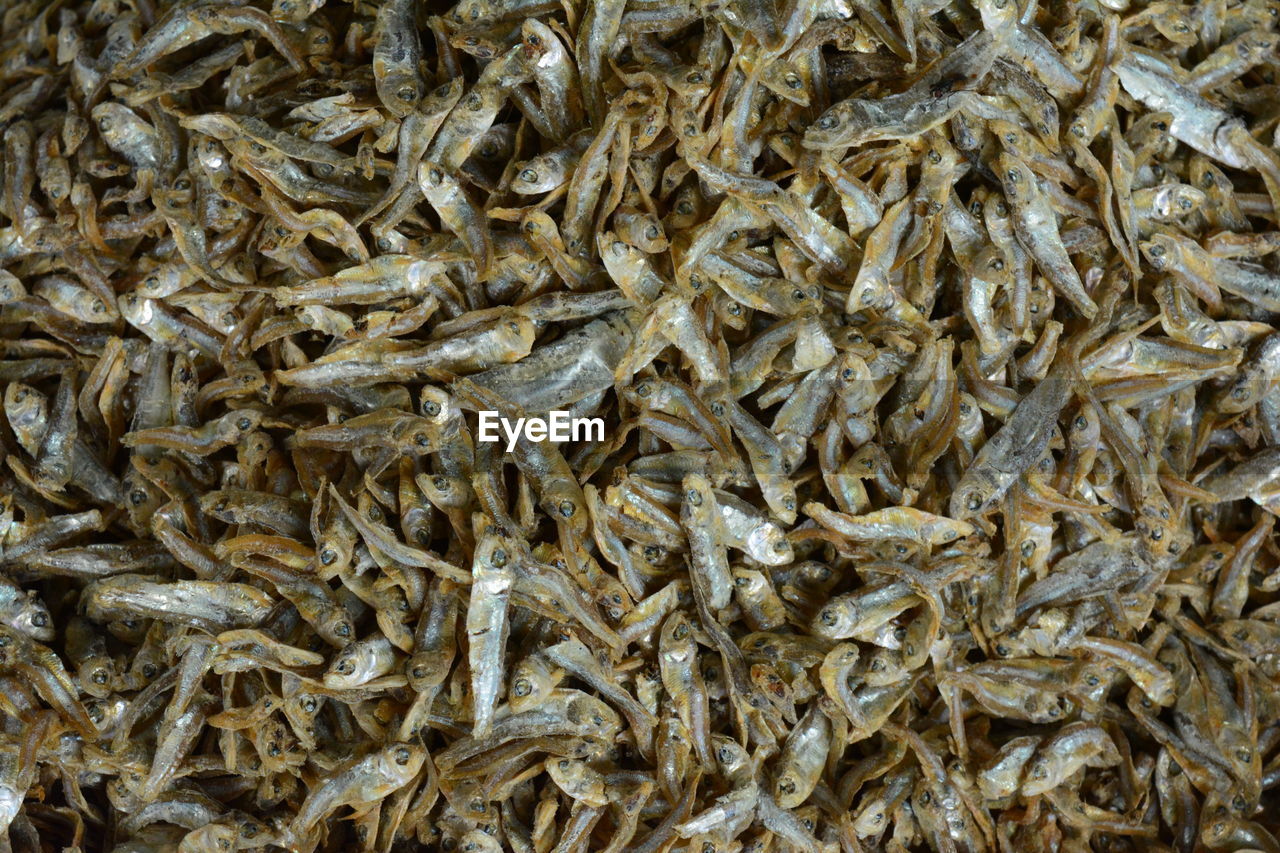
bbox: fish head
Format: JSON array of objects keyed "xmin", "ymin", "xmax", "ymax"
[
  {"xmin": 1153, "ymin": 184, "xmax": 1206, "ymax": 220},
  {"xmin": 12, "ymin": 591, "xmax": 54, "ymax": 642},
  {"xmin": 509, "ymin": 654, "xmax": 558, "ymax": 712},
  {"xmin": 803, "ymin": 102, "xmax": 856, "ymax": 150},
  {"xmin": 323, "ymin": 641, "xmax": 372, "ymax": 688},
  {"xmin": 406, "ymin": 651, "xmax": 447, "ymax": 692},
  {"xmin": 811, "ymin": 598, "xmax": 858, "ymax": 640},
  {"xmin": 375, "ymin": 742, "xmax": 427, "ymax": 785},
  {"xmin": 743, "ymin": 522, "xmax": 794, "ymax": 566}
]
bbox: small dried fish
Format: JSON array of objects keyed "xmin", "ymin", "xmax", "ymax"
[{"xmin": 0, "ymin": 0, "xmax": 1275, "ymax": 849}]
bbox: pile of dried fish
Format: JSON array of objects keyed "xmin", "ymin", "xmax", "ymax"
[{"xmin": 2, "ymin": 0, "xmax": 1280, "ymax": 849}]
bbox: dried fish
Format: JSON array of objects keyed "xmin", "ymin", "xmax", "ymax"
[{"xmin": 0, "ymin": 0, "xmax": 1276, "ymax": 849}]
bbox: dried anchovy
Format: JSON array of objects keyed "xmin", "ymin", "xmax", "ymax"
[{"xmin": 0, "ymin": 0, "xmax": 1277, "ymax": 851}]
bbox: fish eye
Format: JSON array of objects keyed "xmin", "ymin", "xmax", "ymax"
[
  {"xmin": 929, "ymin": 150, "xmax": 942, "ymax": 163},
  {"xmin": 302, "ymin": 698, "xmax": 317, "ymax": 713},
  {"xmin": 175, "ymin": 178, "xmax": 191, "ymax": 191},
  {"xmin": 142, "ymin": 663, "xmax": 157, "ymax": 678},
  {"xmin": 376, "ymin": 237, "xmax": 393, "ymax": 251},
  {"xmin": 336, "ymin": 660, "xmax": 353, "ymax": 674},
  {"xmin": 422, "ymin": 399, "xmax": 441, "ymax": 416},
  {"xmin": 687, "ymin": 71, "xmax": 704, "ymax": 83},
  {"xmin": 414, "ymin": 432, "xmax": 430, "ymax": 447},
  {"xmin": 130, "ymin": 490, "xmax": 148, "ymax": 506},
  {"xmin": 673, "ymin": 621, "xmax": 689, "ymax": 640},
  {"xmin": 965, "ymin": 493, "xmax": 982, "ymax": 511},
  {"xmin": 30, "ymin": 612, "xmax": 47, "ymax": 627},
  {"xmin": 676, "ymin": 201, "xmax": 694, "ymax": 215},
  {"xmin": 491, "ymin": 548, "xmax": 508, "ymax": 567},
  {"xmin": 334, "ymin": 622, "xmax": 351, "ymax": 637},
  {"xmin": 519, "ymin": 168, "xmax": 538, "ymax": 183},
  {"xmin": 395, "ymin": 747, "xmax": 412, "ymax": 764},
  {"xmin": 527, "ymin": 33, "xmax": 542, "ymax": 46},
  {"xmin": 236, "ymin": 416, "xmax": 252, "ymax": 430},
  {"xmin": 397, "ymin": 86, "xmax": 417, "ymax": 102},
  {"xmin": 785, "ymin": 75, "xmax": 801, "ymax": 89},
  {"xmin": 792, "ymin": 289, "xmax": 806, "ymax": 300},
  {"xmin": 558, "ymin": 500, "xmax": 576, "ymax": 517},
  {"xmin": 820, "ymin": 608, "xmax": 838, "ymax": 626},
  {"xmin": 319, "ymin": 548, "xmax": 337, "ymax": 566},
  {"xmin": 686, "ymin": 488, "xmax": 701, "ymax": 506},
  {"xmin": 817, "ymin": 114, "xmax": 839, "ymax": 129}
]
